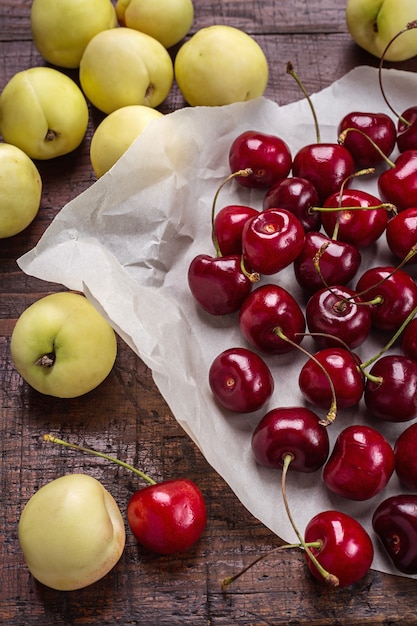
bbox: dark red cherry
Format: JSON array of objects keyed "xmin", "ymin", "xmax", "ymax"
[
  {"xmin": 337, "ymin": 111, "xmax": 396, "ymax": 166},
  {"xmin": 305, "ymin": 285, "xmax": 372, "ymax": 349},
  {"xmin": 213, "ymin": 204, "xmax": 259, "ymax": 256},
  {"xmin": 208, "ymin": 347, "xmax": 274, "ymax": 413},
  {"xmin": 293, "ymin": 231, "xmax": 361, "ymax": 294},
  {"xmin": 292, "ymin": 143, "xmax": 355, "ymax": 203},
  {"xmin": 251, "ymin": 406, "xmax": 329, "ymax": 472},
  {"xmin": 372, "ymin": 494, "xmax": 417, "ymax": 574},
  {"xmin": 386, "ymin": 207, "xmax": 417, "ymax": 264},
  {"xmin": 394, "ymin": 422, "xmax": 417, "ymax": 490},
  {"xmin": 188, "ymin": 254, "xmax": 253, "ymax": 315},
  {"xmin": 401, "ymin": 318, "xmax": 417, "ymax": 361},
  {"xmin": 323, "ymin": 424, "xmax": 395, "ymax": 501},
  {"xmin": 241, "ymin": 208, "xmax": 305, "ymax": 275},
  {"xmin": 397, "ymin": 106, "xmax": 417, "ymax": 153},
  {"xmin": 378, "ymin": 149, "xmax": 417, "ymax": 212},
  {"xmin": 298, "ymin": 347, "xmax": 364, "ymax": 410},
  {"xmin": 356, "ymin": 265, "xmax": 417, "ymax": 331},
  {"xmin": 364, "ymin": 354, "xmax": 417, "ymax": 423},
  {"xmin": 229, "ymin": 130, "xmax": 292, "ymax": 189},
  {"xmin": 305, "ymin": 510, "xmax": 374, "ymax": 588},
  {"xmin": 321, "ymin": 189, "xmax": 390, "ymax": 248},
  {"xmin": 238, "ymin": 283, "xmax": 305, "ymax": 354},
  {"xmin": 262, "ymin": 176, "xmax": 321, "ymax": 232}
]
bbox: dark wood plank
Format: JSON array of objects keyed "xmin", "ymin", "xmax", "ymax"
[{"xmin": 2, "ymin": 1, "xmax": 417, "ymax": 625}]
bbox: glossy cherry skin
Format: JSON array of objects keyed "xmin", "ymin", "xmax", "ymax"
[
  {"xmin": 127, "ymin": 479, "xmax": 207, "ymax": 554},
  {"xmin": 292, "ymin": 143, "xmax": 355, "ymax": 203},
  {"xmin": 378, "ymin": 150, "xmax": 417, "ymax": 212},
  {"xmin": 323, "ymin": 425, "xmax": 395, "ymax": 501},
  {"xmin": 356, "ymin": 266, "xmax": 417, "ymax": 331},
  {"xmin": 397, "ymin": 106, "xmax": 417, "ymax": 153},
  {"xmin": 293, "ymin": 231, "xmax": 361, "ymax": 294},
  {"xmin": 305, "ymin": 285, "xmax": 372, "ymax": 349},
  {"xmin": 188, "ymin": 254, "xmax": 253, "ymax": 315},
  {"xmin": 304, "ymin": 510, "xmax": 374, "ymax": 588},
  {"xmin": 298, "ymin": 347, "xmax": 364, "ymax": 410},
  {"xmin": 262, "ymin": 176, "xmax": 321, "ymax": 232},
  {"xmin": 321, "ymin": 189, "xmax": 390, "ymax": 248},
  {"xmin": 364, "ymin": 355, "xmax": 417, "ymax": 423},
  {"xmin": 213, "ymin": 204, "xmax": 259, "ymax": 256},
  {"xmin": 394, "ymin": 422, "xmax": 417, "ymax": 490},
  {"xmin": 241, "ymin": 208, "xmax": 305, "ymax": 275},
  {"xmin": 238, "ymin": 283, "xmax": 305, "ymax": 354},
  {"xmin": 401, "ymin": 318, "xmax": 417, "ymax": 361},
  {"xmin": 251, "ymin": 406, "xmax": 329, "ymax": 472},
  {"xmin": 229, "ymin": 130, "xmax": 292, "ymax": 189},
  {"xmin": 386, "ymin": 207, "xmax": 417, "ymax": 264},
  {"xmin": 337, "ymin": 111, "xmax": 396, "ymax": 166},
  {"xmin": 208, "ymin": 347, "xmax": 274, "ymax": 413},
  {"xmin": 372, "ymin": 495, "xmax": 417, "ymax": 574}
]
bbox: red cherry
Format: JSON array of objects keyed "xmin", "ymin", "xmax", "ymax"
[
  {"xmin": 293, "ymin": 231, "xmax": 361, "ymax": 294},
  {"xmin": 127, "ymin": 479, "xmax": 207, "ymax": 554},
  {"xmin": 298, "ymin": 347, "xmax": 364, "ymax": 410},
  {"xmin": 321, "ymin": 189, "xmax": 390, "ymax": 248},
  {"xmin": 213, "ymin": 204, "xmax": 259, "ymax": 256},
  {"xmin": 262, "ymin": 176, "xmax": 321, "ymax": 232},
  {"xmin": 323, "ymin": 424, "xmax": 395, "ymax": 501},
  {"xmin": 208, "ymin": 347, "xmax": 274, "ymax": 413},
  {"xmin": 228, "ymin": 130, "xmax": 292, "ymax": 189},
  {"xmin": 397, "ymin": 106, "xmax": 417, "ymax": 153},
  {"xmin": 337, "ymin": 111, "xmax": 396, "ymax": 166},
  {"xmin": 356, "ymin": 265, "xmax": 417, "ymax": 331},
  {"xmin": 364, "ymin": 355, "xmax": 417, "ymax": 422},
  {"xmin": 238, "ymin": 283, "xmax": 305, "ymax": 354},
  {"xmin": 251, "ymin": 406, "xmax": 329, "ymax": 472},
  {"xmin": 386, "ymin": 207, "xmax": 417, "ymax": 264},
  {"xmin": 372, "ymin": 495, "xmax": 417, "ymax": 574},
  {"xmin": 401, "ymin": 317, "xmax": 417, "ymax": 361},
  {"xmin": 378, "ymin": 149, "xmax": 417, "ymax": 212},
  {"xmin": 304, "ymin": 510, "xmax": 374, "ymax": 588},
  {"xmin": 305, "ymin": 285, "xmax": 372, "ymax": 349},
  {"xmin": 394, "ymin": 422, "xmax": 417, "ymax": 490},
  {"xmin": 241, "ymin": 207, "xmax": 305, "ymax": 275},
  {"xmin": 187, "ymin": 254, "xmax": 254, "ymax": 315}
]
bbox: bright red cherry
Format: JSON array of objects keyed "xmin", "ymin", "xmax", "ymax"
[
  {"xmin": 208, "ymin": 347, "xmax": 274, "ymax": 413},
  {"xmin": 386, "ymin": 207, "xmax": 417, "ymax": 264},
  {"xmin": 378, "ymin": 149, "xmax": 417, "ymax": 212},
  {"xmin": 304, "ymin": 510, "xmax": 374, "ymax": 588},
  {"xmin": 213, "ymin": 204, "xmax": 259, "ymax": 256},
  {"xmin": 251, "ymin": 406, "xmax": 329, "ymax": 472},
  {"xmin": 337, "ymin": 111, "xmax": 396, "ymax": 166},
  {"xmin": 364, "ymin": 355, "xmax": 417, "ymax": 423},
  {"xmin": 372, "ymin": 495, "xmax": 417, "ymax": 574},
  {"xmin": 228, "ymin": 130, "xmax": 292, "ymax": 189},
  {"xmin": 323, "ymin": 424, "xmax": 395, "ymax": 501},
  {"xmin": 127, "ymin": 479, "xmax": 207, "ymax": 555},
  {"xmin": 241, "ymin": 207, "xmax": 305, "ymax": 275},
  {"xmin": 238, "ymin": 283, "xmax": 305, "ymax": 354},
  {"xmin": 262, "ymin": 176, "xmax": 321, "ymax": 232},
  {"xmin": 394, "ymin": 422, "xmax": 417, "ymax": 490}
]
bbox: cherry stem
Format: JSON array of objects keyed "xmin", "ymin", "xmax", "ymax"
[
  {"xmin": 286, "ymin": 61, "xmax": 321, "ymax": 143},
  {"xmin": 338, "ymin": 127, "xmax": 395, "ymax": 169},
  {"xmin": 43, "ymin": 434, "xmax": 157, "ymax": 486},
  {"xmin": 378, "ymin": 21, "xmax": 417, "ymax": 126},
  {"xmin": 211, "ymin": 169, "xmax": 253, "ymax": 257},
  {"xmin": 281, "ymin": 454, "xmax": 339, "ymax": 587},
  {"xmin": 312, "ymin": 203, "xmax": 396, "ymax": 214},
  {"xmin": 274, "ymin": 327, "xmax": 337, "ymax": 425},
  {"xmin": 240, "ymin": 255, "xmax": 261, "ymax": 283}
]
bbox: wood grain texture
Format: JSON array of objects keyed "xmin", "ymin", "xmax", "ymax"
[{"xmin": 2, "ymin": 1, "xmax": 417, "ymax": 624}]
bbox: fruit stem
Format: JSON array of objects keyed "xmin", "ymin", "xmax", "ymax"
[
  {"xmin": 378, "ymin": 21, "xmax": 417, "ymax": 125},
  {"xmin": 274, "ymin": 326, "xmax": 337, "ymax": 425},
  {"xmin": 286, "ymin": 61, "xmax": 321, "ymax": 143},
  {"xmin": 338, "ymin": 127, "xmax": 395, "ymax": 169},
  {"xmin": 281, "ymin": 454, "xmax": 339, "ymax": 587},
  {"xmin": 240, "ymin": 255, "xmax": 261, "ymax": 283},
  {"xmin": 211, "ymin": 168, "xmax": 253, "ymax": 257},
  {"xmin": 43, "ymin": 434, "xmax": 157, "ymax": 485}
]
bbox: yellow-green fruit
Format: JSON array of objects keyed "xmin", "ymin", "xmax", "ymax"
[
  {"xmin": 174, "ymin": 25, "xmax": 269, "ymax": 106},
  {"xmin": 90, "ymin": 105, "xmax": 164, "ymax": 177},
  {"xmin": 0, "ymin": 144, "xmax": 42, "ymax": 238}
]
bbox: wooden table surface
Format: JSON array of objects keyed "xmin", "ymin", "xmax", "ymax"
[{"xmin": 2, "ymin": 1, "xmax": 417, "ymax": 624}]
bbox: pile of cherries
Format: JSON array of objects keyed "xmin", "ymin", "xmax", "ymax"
[{"xmin": 188, "ymin": 60, "xmax": 417, "ymax": 588}]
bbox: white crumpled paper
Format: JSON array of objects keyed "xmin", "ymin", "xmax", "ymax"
[{"xmin": 19, "ymin": 66, "xmax": 417, "ymax": 578}]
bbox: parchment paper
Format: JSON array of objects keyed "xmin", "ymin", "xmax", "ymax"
[{"xmin": 19, "ymin": 66, "xmax": 417, "ymax": 578}]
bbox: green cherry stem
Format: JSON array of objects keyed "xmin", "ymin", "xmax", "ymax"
[
  {"xmin": 286, "ymin": 61, "xmax": 321, "ymax": 143},
  {"xmin": 43, "ymin": 434, "xmax": 156, "ymax": 485},
  {"xmin": 338, "ymin": 127, "xmax": 395, "ymax": 168}
]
